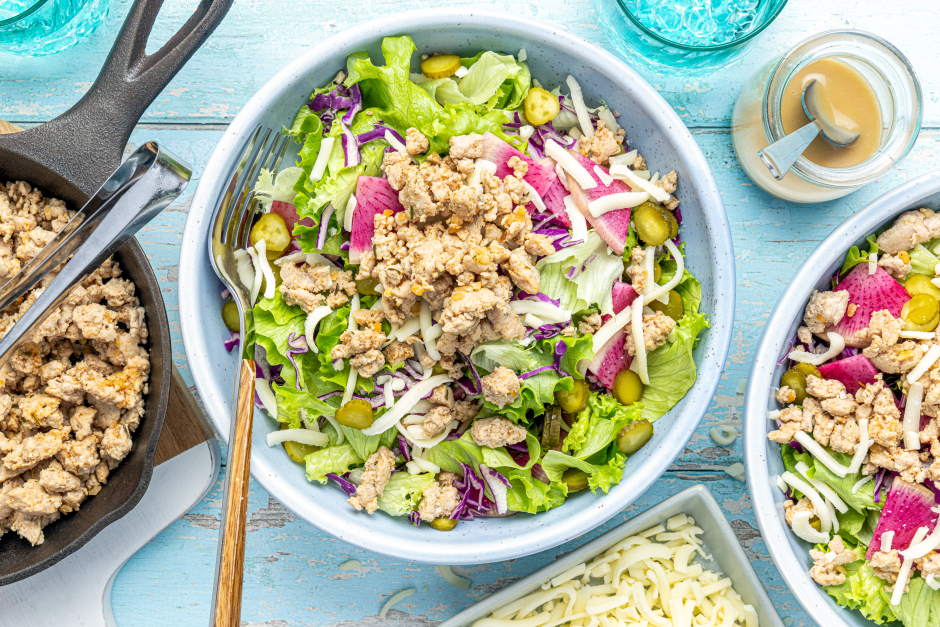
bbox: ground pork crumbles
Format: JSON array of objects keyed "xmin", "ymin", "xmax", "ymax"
[{"xmin": 0, "ymin": 181, "xmax": 150, "ymax": 547}]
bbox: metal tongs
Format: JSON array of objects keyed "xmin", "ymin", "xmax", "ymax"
[{"xmin": 0, "ymin": 142, "xmax": 191, "ymax": 367}]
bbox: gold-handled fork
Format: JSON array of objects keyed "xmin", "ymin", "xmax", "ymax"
[{"xmin": 207, "ymin": 124, "xmax": 289, "ymax": 627}]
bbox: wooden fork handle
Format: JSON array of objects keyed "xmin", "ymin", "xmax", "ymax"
[{"xmin": 212, "ymin": 359, "xmax": 255, "ymax": 627}]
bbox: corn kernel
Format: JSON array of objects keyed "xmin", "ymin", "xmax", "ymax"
[
  {"xmin": 847, "ymin": 304, "xmax": 858, "ymax": 317},
  {"xmin": 412, "ymin": 284, "xmax": 426, "ymax": 296},
  {"xmin": 383, "ymin": 209, "xmax": 394, "ymax": 217},
  {"xmin": 900, "ymin": 251, "xmax": 911, "ymax": 264},
  {"xmin": 385, "ymin": 288, "xmax": 393, "ymax": 297},
  {"xmin": 451, "ymin": 293, "xmax": 465, "ymax": 302}
]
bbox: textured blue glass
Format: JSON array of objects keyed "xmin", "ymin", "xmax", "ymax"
[
  {"xmin": 0, "ymin": 0, "xmax": 110, "ymax": 57},
  {"xmin": 595, "ymin": 0, "xmax": 788, "ymax": 75}
]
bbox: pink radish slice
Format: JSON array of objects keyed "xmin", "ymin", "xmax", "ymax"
[
  {"xmin": 349, "ymin": 177, "xmax": 404, "ymax": 264},
  {"xmin": 867, "ymin": 479, "xmax": 940, "ymax": 560},
  {"xmin": 480, "ymin": 132, "xmax": 558, "ymax": 197},
  {"xmin": 271, "ymin": 201, "xmax": 314, "ymax": 235},
  {"xmin": 816, "ymin": 354, "xmax": 879, "ymax": 395},
  {"xmin": 564, "ymin": 150, "xmax": 634, "ymax": 255},
  {"xmin": 826, "ymin": 265, "xmax": 910, "ymax": 348}
]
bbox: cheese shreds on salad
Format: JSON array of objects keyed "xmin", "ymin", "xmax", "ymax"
[{"xmin": 218, "ymin": 36, "xmax": 708, "ymax": 528}]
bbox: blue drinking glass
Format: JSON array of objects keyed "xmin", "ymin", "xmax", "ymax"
[
  {"xmin": 595, "ymin": 0, "xmax": 788, "ymax": 75},
  {"xmin": 0, "ymin": 0, "xmax": 110, "ymax": 57}
]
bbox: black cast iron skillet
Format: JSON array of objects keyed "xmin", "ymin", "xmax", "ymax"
[{"xmin": 0, "ymin": 0, "xmax": 232, "ymax": 586}]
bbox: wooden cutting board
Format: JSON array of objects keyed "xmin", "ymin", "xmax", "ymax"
[{"xmin": 0, "ymin": 121, "xmax": 220, "ymax": 625}]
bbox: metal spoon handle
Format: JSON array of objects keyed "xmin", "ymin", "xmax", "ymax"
[
  {"xmin": 0, "ymin": 142, "xmax": 190, "ymax": 369},
  {"xmin": 757, "ymin": 121, "xmax": 820, "ymax": 180}
]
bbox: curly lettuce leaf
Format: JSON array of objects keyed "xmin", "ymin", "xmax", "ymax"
[
  {"xmin": 470, "ymin": 340, "xmax": 539, "ymax": 373},
  {"xmin": 809, "ymin": 448, "xmax": 879, "ymax": 513},
  {"xmin": 273, "ymin": 385, "xmax": 339, "ymax": 426},
  {"xmin": 818, "ymin": 540, "xmax": 897, "ymax": 624},
  {"xmin": 480, "ymin": 432, "xmax": 540, "ymax": 471},
  {"xmin": 908, "ymin": 244, "xmax": 940, "ymax": 279},
  {"xmin": 479, "ymin": 334, "xmax": 593, "ymax": 424},
  {"xmin": 588, "ymin": 453, "xmax": 627, "ymax": 493},
  {"xmin": 840, "ymin": 234, "xmax": 880, "ymax": 276},
  {"xmin": 564, "ymin": 393, "xmax": 642, "ymax": 460},
  {"xmin": 894, "ymin": 576, "xmax": 940, "ymax": 627},
  {"xmin": 339, "ymin": 425, "xmax": 397, "ymax": 461},
  {"xmin": 253, "ymin": 292, "xmax": 307, "ymax": 388},
  {"xmin": 427, "ymin": 430, "xmax": 484, "ymax": 474},
  {"xmin": 639, "ymin": 269, "xmax": 709, "ymax": 423},
  {"xmin": 376, "ymin": 472, "xmax": 436, "ymax": 516},
  {"xmin": 504, "ymin": 468, "xmax": 567, "ymax": 514},
  {"xmin": 304, "ymin": 443, "xmax": 362, "ymax": 484},
  {"xmin": 536, "ymin": 231, "xmax": 624, "ymax": 315}
]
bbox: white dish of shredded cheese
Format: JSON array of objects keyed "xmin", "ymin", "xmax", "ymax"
[{"xmin": 439, "ymin": 486, "xmax": 783, "ymax": 627}]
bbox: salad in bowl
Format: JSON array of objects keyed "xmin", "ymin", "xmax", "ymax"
[
  {"xmin": 220, "ymin": 36, "xmax": 709, "ymax": 529},
  {"xmin": 767, "ymin": 207, "xmax": 940, "ymax": 625}
]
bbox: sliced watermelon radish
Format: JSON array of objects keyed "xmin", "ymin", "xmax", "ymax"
[
  {"xmin": 867, "ymin": 479, "xmax": 939, "ymax": 559},
  {"xmin": 271, "ymin": 200, "xmax": 314, "ymax": 236},
  {"xmin": 817, "ymin": 354, "xmax": 880, "ymax": 395},
  {"xmin": 564, "ymin": 150, "xmax": 634, "ymax": 255},
  {"xmin": 827, "ymin": 265, "xmax": 910, "ymax": 347},
  {"xmin": 349, "ymin": 177, "xmax": 404, "ymax": 264},
  {"xmin": 480, "ymin": 132, "xmax": 557, "ymax": 197},
  {"xmin": 587, "ymin": 282, "xmax": 640, "ymax": 388},
  {"xmin": 537, "ymin": 157, "xmax": 571, "ymax": 228}
]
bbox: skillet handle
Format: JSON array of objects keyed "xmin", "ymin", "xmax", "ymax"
[{"xmin": 0, "ymin": 0, "xmax": 232, "ymax": 197}]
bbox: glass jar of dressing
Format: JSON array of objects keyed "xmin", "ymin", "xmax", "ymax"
[{"xmin": 731, "ymin": 30, "xmax": 921, "ymax": 203}]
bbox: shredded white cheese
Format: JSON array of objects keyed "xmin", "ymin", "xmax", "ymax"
[
  {"xmin": 932, "ymin": 277, "xmax": 940, "ymax": 290},
  {"xmin": 567, "ymin": 127, "xmax": 583, "ymax": 141},
  {"xmin": 265, "ymin": 428, "xmax": 329, "ymax": 447},
  {"xmin": 344, "ymin": 194, "xmax": 357, "ymax": 232},
  {"xmin": 900, "ymin": 330, "xmax": 935, "ymax": 340},
  {"xmin": 597, "ymin": 108, "xmax": 622, "ymax": 135},
  {"xmin": 562, "ymin": 195, "xmax": 588, "ymax": 243},
  {"xmin": 781, "ymin": 471, "xmax": 832, "ymax": 532},
  {"xmin": 380, "ymin": 588, "xmax": 416, "ymax": 619},
  {"xmin": 900, "ymin": 509, "xmax": 940, "ymax": 560},
  {"xmin": 243, "ymin": 246, "xmax": 263, "ymax": 305},
  {"xmin": 609, "ymin": 163, "xmax": 671, "ymax": 203},
  {"xmin": 252, "ymin": 239, "xmax": 277, "ymax": 300},
  {"xmin": 467, "ymin": 158, "xmax": 498, "ymax": 191},
  {"xmin": 869, "ymin": 252, "xmax": 878, "ymax": 275},
  {"xmin": 928, "ymin": 574, "xmax": 940, "ymax": 591},
  {"xmin": 522, "ymin": 181, "xmax": 546, "ymax": 213},
  {"xmin": 848, "ymin": 418, "xmax": 872, "ymax": 474},
  {"xmin": 632, "ymin": 294, "xmax": 648, "ymax": 385},
  {"xmin": 420, "ymin": 301, "xmax": 442, "ymax": 361},
  {"xmin": 438, "ymin": 565, "xmax": 472, "ymax": 590},
  {"xmin": 565, "ymin": 75, "xmax": 594, "ymax": 139},
  {"xmin": 790, "ymin": 510, "xmax": 829, "ymax": 544},
  {"xmin": 481, "ymin": 516, "xmax": 755, "ymax": 627},
  {"xmin": 909, "ymin": 344, "xmax": 940, "ymax": 384},
  {"xmin": 593, "ymin": 165, "xmax": 613, "ymax": 187},
  {"xmin": 893, "ymin": 527, "xmax": 930, "ymax": 605},
  {"xmin": 310, "ymin": 137, "xmax": 335, "ymax": 182},
  {"xmin": 795, "ymin": 461, "xmax": 848, "ymax": 513},
  {"xmin": 882, "ymin": 530, "xmax": 895, "ymax": 553},
  {"xmin": 545, "ymin": 139, "xmax": 596, "ymax": 190},
  {"xmin": 255, "ymin": 377, "xmax": 278, "ymax": 419},
  {"xmin": 363, "ymin": 374, "xmax": 453, "ymax": 436},
  {"xmin": 852, "ymin": 475, "xmax": 874, "ymax": 494},
  {"xmin": 587, "ymin": 191, "xmax": 650, "ymax": 218},
  {"xmin": 609, "ymin": 150, "xmax": 638, "ymax": 167},
  {"xmin": 787, "ymin": 332, "xmax": 846, "ymax": 366},
  {"xmin": 517, "ymin": 48, "xmax": 527, "ymax": 62},
  {"xmin": 339, "ymin": 293, "xmax": 361, "ymax": 407},
  {"xmin": 590, "ymin": 305, "xmax": 633, "ymax": 364},
  {"xmin": 384, "ymin": 129, "xmax": 408, "ymax": 154},
  {"xmin": 903, "ymin": 381, "xmax": 924, "ymax": 450},
  {"xmin": 304, "ymin": 305, "xmax": 332, "ymax": 354},
  {"xmin": 793, "ymin": 431, "xmax": 852, "ymax": 477},
  {"xmin": 643, "ymin": 240, "xmax": 684, "ymax": 305},
  {"xmin": 455, "ymin": 65, "xmax": 469, "ymax": 78},
  {"xmin": 510, "ymin": 300, "xmax": 572, "ymax": 324}
]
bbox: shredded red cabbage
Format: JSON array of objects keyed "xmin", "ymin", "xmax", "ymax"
[
  {"xmin": 357, "ymin": 124, "xmax": 406, "ymax": 146},
  {"xmin": 674, "ymin": 207, "xmax": 682, "ymax": 224},
  {"xmin": 518, "ymin": 291, "xmax": 562, "ymax": 307},
  {"xmin": 874, "ymin": 469, "xmax": 888, "ymax": 503},
  {"xmin": 317, "ymin": 204, "xmax": 335, "ymax": 250},
  {"xmin": 341, "ymin": 84, "xmax": 362, "ymax": 125},
  {"xmin": 554, "ymin": 341, "xmax": 570, "ymax": 378},
  {"xmin": 326, "ymin": 473, "xmax": 358, "ymax": 496},
  {"xmin": 787, "ymin": 440, "xmax": 804, "ymax": 454},
  {"xmin": 531, "ymin": 463, "xmax": 550, "ymax": 485},
  {"xmin": 354, "ymin": 394, "xmax": 385, "ymax": 409},
  {"xmin": 519, "ymin": 366, "xmax": 553, "ymax": 379},
  {"xmin": 450, "ymin": 462, "xmax": 494, "ymax": 520},
  {"xmin": 224, "ymin": 330, "xmax": 239, "ymax": 352},
  {"xmin": 340, "ymin": 240, "xmax": 350, "ymax": 251},
  {"xmin": 457, "ymin": 351, "xmax": 482, "ymax": 396},
  {"xmin": 408, "ymin": 510, "xmax": 422, "ymax": 526},
  {"xmin": 339, "ymin": 120, "xmax": 360, "ymax": 168},
  {"xmin": 398, "ymin": 435, "xmax": 412, "ymax": 461},
  {"xmin": 318, "ymin": 390, "xmax": 343, "ymax": 401},
  {"xmin": 221, "ymin": 287, "xmax": 231, "ymax": 299}
]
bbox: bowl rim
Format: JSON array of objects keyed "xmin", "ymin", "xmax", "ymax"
[
  {"xmin": 180, "ymin": 8, "xmax": 735, "ymax": 564},
  {"xmin": 743, "ymin": 168, "xmax": 940, "ymax": 625}
]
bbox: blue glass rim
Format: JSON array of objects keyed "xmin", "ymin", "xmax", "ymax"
[
  {"xmin": 613, "ymin": 0, "xmax": 789, "ymax": 52},
  {"xmin": 0, "ymin": 0, "xmax": 52, "ymax": 27}
]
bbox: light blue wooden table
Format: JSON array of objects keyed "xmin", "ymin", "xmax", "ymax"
[{"xmin": 3, "ymin": 0, "xmax": 940, "ymax": 624}]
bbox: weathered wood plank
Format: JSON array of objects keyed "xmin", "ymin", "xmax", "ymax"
[{"xmin": 1, "ymin": 0, "xmax": 938, "ymax": 128}]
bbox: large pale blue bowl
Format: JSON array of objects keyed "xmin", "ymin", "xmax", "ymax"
[
  {"xmin": 179, "ymin": 9, "xmax": 734, "ymax": 564},
  {"xmin": 744, "ymin": 170, "xmax": 940, "ymax": 624}
]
